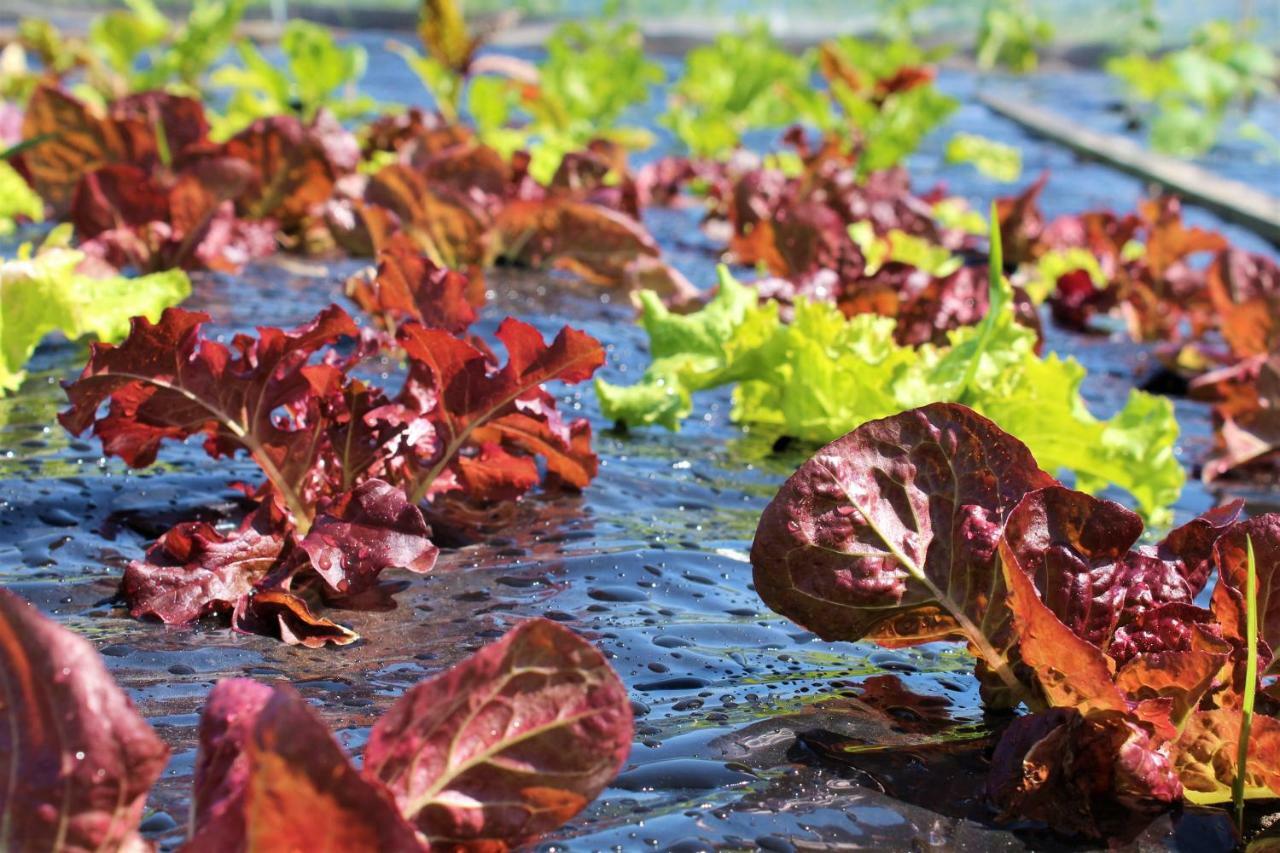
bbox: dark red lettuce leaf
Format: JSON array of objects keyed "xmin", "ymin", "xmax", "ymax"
[
  {"xmin": 1211, "ymin": 514, "xmax": 1280, "ymax": 674},
  {"xmin": 224, "ymin": 115, "xmax": 344, "ymax": 230},
  {"xmin": 987, "ymin": 708, "xmax": 1183, "ymax": 840},
  {"xmin": 299, "ymin": 478, "xmax": 438, "ymax": 596},
  {"xmin": 60, "ymin": 305, "xmax": 358, "ymax": 525},
  {"xmin": 750, "ymin": 403, "xmax": 1057, "ymax": 704},
  {"xmin": 186, "ymin": 679, "xmax": 423, "ymax": 851},
  {"xmin": 0, "ymin": 589, "xmax": 170, "ymax": 852},
  {"xmin": 231, "ymin": 589, "xmax": 360, "ymax": 648},
  {"xmin": 19, "ymin": 85, "xmax": 150, "ymax": 216},
  {"xmin": 363, "ymin": 618, "xmax": 633, "ymax": 849},
  {"xmin": 998, "ymin": 486, "xmax": 1141, "ymax": 649},
  {"xmin": 344, "ymin": 235, "xmax": 480, "ymax": 334},
  {"xmin": 123, "ymin": 504, "xmax": 287, "ymax": 625},
  {"xmin": 998, "ymin": 486, "xmax": 1242, "ymax": 658}
]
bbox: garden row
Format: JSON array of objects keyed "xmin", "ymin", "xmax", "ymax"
[{"xmin": 0, "ymin": 0, "xmax": 1278, "ymax": 848}]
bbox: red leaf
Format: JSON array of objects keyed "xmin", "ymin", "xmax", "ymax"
[
  {"xmin": 187, "ymin": 679, "xmax": 423, "ymax": 851},
  {"xmin": 299, "ymin": 479, "xmax": 438, "ymax": 595},
  {"xmin": 750, "ymin": 403, "xmax": 1056, "ymax": 704},
  {"xmin": 363, "ymin": 618, "xmax": 633, "ymax": 849},
  {"xmin": 997, "ymin": 486, "xmax": 1141, "ymax": 649},
  {"xmin": 344, "ymin": 236, "xmax": 480, "ymax": 334},
  {"xmin": 19, "ymin": 85, "xmax": 148, "ymax": 215},
  {"xmin": 123, "ymin": 505, "xmax": 287, "ymax": 624},
  {"xmin": 1211, "ymin": 513, "xmax": 1280, "ymax": 674},
  {"xmin": 224, "ymin": 115, "xmax": 340, "ymax": 229},
  {"xmin": 999, "ymin": 539, "xmax": 1130, "ymax": 716},
  {"xmin": 231, "ymin": 590, "xmax": 360, "ymax": 649},
  {"xmin": 0, "ymin": 589, "xmax": 170, "ymax": 852},
  {"xmin": 395, "ymin": 317, "xmax": 604, "ymax": 502},
  {"xmin": 988, "ymin": 708, "xmax": 1182, "ymax": 839},
  {"xmin": 60, "ymin": 305, "xmax": 358, "ymax": 525}
]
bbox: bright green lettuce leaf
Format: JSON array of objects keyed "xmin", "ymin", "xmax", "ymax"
[
  {"xmin": 662, "ymin": 24, "xmax": 830, "ymax": 159},
  {"xmin": 0, "ymin": 229, "xmax": 190, "ymax": 394},
  {"xmin": 596, "ymin": 267, "xmax": 757, "ymax": 430},
  {"xmin": 598, "ymin": 246, "xmax": 1183, "ymax": 524},
  {"xmin": 1022, "ymin": 247, "xmax": 1106, "ymax": 304},
  {"xmin": 828, "ymin": 82, "xmax": 957, "ymax": 175},
  {"xmin": 848, "ymin": 221, "xmax": 961, "ymax": 277},
  {"xmin": 0, "ymin": 161, "xmax": 43, "ymax": 237},
  {"xmin": 944, "ymin": 132, "xmax": 1022, "ymax": 182},
  {"xmin": 931, "ymin": 198, "xmax": 987, "ymax": 235},
  {"xmin": 209, "ymin": 19, "xmax": 375, "ymax": 139}
]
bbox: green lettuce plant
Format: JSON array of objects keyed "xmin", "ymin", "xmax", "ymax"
[
  {"xmin": 1107, "ymin": 20, "xmax": 1278, "ymax": 157},
  {"xmin": 0, "ymin": 227, "xmax": 190, "ymax": 394},
  {"xmin": 210, "ymin": 19, "xmax": 375, "ymax": 138},
  {"xmin": 944, "ymin": 132, "xmax": 1022, "ymax": 182},
  {"xmin": 976, "ymin": 0, "xmax": 1053, "ymax": 73},
  {"xmin": 597, "ymin": 218, "xmax": 1183, "ymax": 524},
  {"xmin": 661, "ymin": 24, "xmax": 830, "ymax": 159},
  {"xmin": 90, "ymin": 0, "xmax": 247, "ymax": 96}
]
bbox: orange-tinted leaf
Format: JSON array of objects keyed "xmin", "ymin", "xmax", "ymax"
[
  {"xmin": 187, "ymin": 679, "xmax": 422, "ymax": 851},
  {"xmin": 363, "ymin": 618, "xmax": 632, "ymax": 849},
  {"xmin": 1000, "ymin": 540, "xmax": 1129, "ymax": 715},
  {"xmin": 344, "ymin": 235, "xmax": 479, "ymax": 334},
  {"xmin": 1173, "ymin": 709, "xmax": 1280, "ymax": 804}
]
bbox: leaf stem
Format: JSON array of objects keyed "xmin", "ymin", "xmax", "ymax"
[{"xmin": 1233, "ymin": 534, "xmax": 1258, "ymax": 833}]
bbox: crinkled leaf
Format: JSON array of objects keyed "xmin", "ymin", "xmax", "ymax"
[
  {"xmin": 363, "ymin": 618, "xmax": 633, "ymax": 849},
  {"xmin": 231, "ymin": 590, "xmax": 360, "ymax": 649},
  {"xmin": 123, "ymin": 505, "xmax": 286, "ymax": 625},
  {"xmin": 988, "ymin": 708, "xmax": 1183, "ymax": 839},
  {"xmin": 1174, "ymin": 709, "xmax": 1280, "ymax": 804},
  {"xmin": 396, "ymin": 317, "xmax": 604, "ymax": 503},
  {"xmin": 601, "ymin": 265, "xmax": 1183, "ymax": 521},
  {"xmin": 60, "ymin": 305, "xmax": 357, "ymax": 525},
  {"xmin": 300, "ymin": 479, "xmax": 438, "ymax": 595},
  {"xmin": 1, "ymin": 237, "xmax": 190, "ymax": 393},
  {"xmin": 1000, "ymin": 533, "xmax": 1130, "ymax": 715},
  {"xmin": 344, "ymin": 236, "xmax": 479, "ymax": 334},
  {"xmin": 0, "ymin": 588, "xmax": 170, "ymax": 852}
]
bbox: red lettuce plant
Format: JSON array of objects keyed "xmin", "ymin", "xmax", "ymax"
[
  {"xmin": 751, "ymin": 402, "xmax": 1280, "ymax": 837},
  {"xmin": 60, "ymin": 259, "xmax": 604, "ymax": 643},
  {"xmin": 996, "ymin": 178, "xmax": 1280, "ymax": 484},
  {"xmin": 995, "ymin": 177, "xmax": 1255, "ymax": 345},
  {"xmin": 0, "ymin": 589, "xmax": 633, "ymax": 851},
  {"xmin": 331, "ymin": 115, "xmax": 695, "ymax": 299},
  {"xmin": 640, "ymin": 131, "xmax": 1038, "ymax": 344},
  {"xmin": 15, "ymin": 85, "xmax": 354, "ymax": 272}
]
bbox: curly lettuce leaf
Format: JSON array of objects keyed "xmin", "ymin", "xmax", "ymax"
[
  {"xmin": 598, "ymin": 259, "xmax": 1183, "ymax": 522},
  {"xmin": 0, "ymin": 230, "xmax": 190, "ymax": 393}
]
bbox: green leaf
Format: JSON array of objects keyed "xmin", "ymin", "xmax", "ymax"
[
  {"xmin": 1024, "ymin": 247, "xmax": 1106, "ymax": 304},
  {"xmin": 0, "ymin": 236, "xmax": 190, "ymax": 394},
  {"xmin": 0, "ymin": 161, "xmax": 44, "ymax": 237},
  {"xmin": 595, "ymin": 266, "xmax": 758, "ymax": 430},
  {"xmin": 661, "ymin": 23, "xmax": 829, "ymax": 158},
  {"xmin": 944, "ymin": 132, "xmax": 1022, "ymax": 182},
  {"xmin": 597, "ymin": 263, "xmax": 1183, "ymax": 523},
  {"xmin": 209, "ymin": 18, "xmax": 373, "ymax": 136}
]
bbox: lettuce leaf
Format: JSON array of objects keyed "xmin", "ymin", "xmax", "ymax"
[
  {"xmin": 0, "ymin": 160, "xmax": 43, "ymax": 236},
  {"xmin": 0, "ymin": 228, "xmax": 190, "ymax": 393},
  {"xmin": 597, "ymin": 260, "xmax": 1183, "ymax": 523}
]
